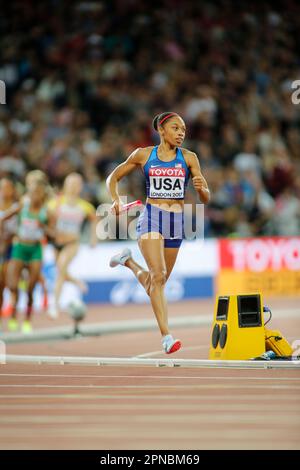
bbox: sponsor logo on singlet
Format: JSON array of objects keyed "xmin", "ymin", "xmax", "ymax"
[
  {"xmin": 19, "ymin": 218, "xmax": 44, "ymax": 241},
  {"xmin": 149, "ymin": 167, "xmax": 186, "ymax": 199},
  {"xmin": 56, "ymin": 205, "xmax": 86, "ymax": 234}
]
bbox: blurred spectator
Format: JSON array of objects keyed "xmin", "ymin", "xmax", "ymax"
[
  {"xmin": 272, "ymin": 188, "xmax": 300, "ymax": 236},
  {"xmin": 233, "ymin": 137, "xmax": 261, "ymax": 176},
  {"xmin": 0, "ymin": 0, "xmax": 300, "ymax": 238}
]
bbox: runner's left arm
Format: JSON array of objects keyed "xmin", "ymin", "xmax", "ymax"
[
  {"xmin": 187, "ymin": 152, "xmax": 210, "ymax": 204},
  {"xmin": 41, "ymin": 209, "xmax": 57, "ymax": 240}
]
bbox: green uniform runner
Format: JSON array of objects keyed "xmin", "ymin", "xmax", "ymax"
[{"xmin": 11, "ymin": 202, "xmax": 47, "ymax": 263}]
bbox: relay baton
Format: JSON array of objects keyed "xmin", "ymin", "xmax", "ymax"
[{"xmin": 119, "ymin": 200, "xmax": 143, "ymax": 212}]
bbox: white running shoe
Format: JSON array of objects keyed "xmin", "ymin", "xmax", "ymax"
[
  {"xmin": 162, "ymin": 334, "xmax": 182, "ymax": 354},
  {"xmin": 47, "ymin": 304, "xmax": 59, "ymax": 320},
  {"xmin": 109, "ymin": 248, "xmax": 132, "ymax": 268}
]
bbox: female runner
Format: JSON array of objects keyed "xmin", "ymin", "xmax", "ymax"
[
  {"xmin": 24, "ymin": 170, "xmax": 52, "ymax": 312},
  {"xmin": 47, "ymin": 173, "xmax": 97, "ymax": 318},
  {"xmin": 1, "ymin": 180, "xmax": 54, "ymax": 333},
  {"xmin": 107, "ymin": 112, "xmax": 210, "ymax": 354},
  {"xmin": 0, "ymin": 177, "xmax": 18, "ymax": 327}
]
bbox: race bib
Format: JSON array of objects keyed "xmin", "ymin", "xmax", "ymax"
[
  {"xmin": 56, "ymin": 206, "xmax": 84, "ymax": 235},
  {"xmin": 149, "ymin": 167, "xmax": 186, "ymax": 199},
  {"xmin": 56, "ymin": 218, "xmax": 80, "ymax": 234},
  {"xmin": 19, "ymin": 219, "xmax": 43, "ymax": 241}
]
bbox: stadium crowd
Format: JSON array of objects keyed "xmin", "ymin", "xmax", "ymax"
[{"xmin": 1, "ymin": 0, "xmax": 300, "ymax": 238}]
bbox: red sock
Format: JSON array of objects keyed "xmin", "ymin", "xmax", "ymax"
[
  {"xmin": 42, "ymin": 292, "xmax": 48, "ymax": 310},
  {"xmin": 2, "ymin": 304, "xmax": 13, "ymax": 318},
  {"xmin": 26, "ymin": 305, "xmax": 33, "ymax": 320}
]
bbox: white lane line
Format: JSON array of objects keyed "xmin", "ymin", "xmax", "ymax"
[
  {"xmin": 0, "ymin": 403, "xmax": 297, "ymax": 410},
  {"xmin": 134, "ymin": 350, "xmax": 165, "ymax": 358},
  {"xmin": 135, "ymin": 344, "xmax": 209, "ymax": 358},
  {"xmin": 1, "ymin": 373, "xmax": 300, "ymax": 381},
  {"xmin": 5, "ymin": 354, "xmax": 300, "ymax": 369},
  {"xmin": 1, "ymin": 414, "xmax": 299, "ymax": 425},
  {"xmin": 0, "ymin": 393, "xmax": 298, "ymax": 400},
  {"xmin": 0, "ymin": 384, "xmax": 300, "ymax": 390}
]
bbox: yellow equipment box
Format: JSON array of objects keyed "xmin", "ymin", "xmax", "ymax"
[
  {"xmin": 209, "ymin": 294, "xmax": 266, "ymax": 360},
  {"xmin": 265, "ymin": 328, "xmax": 293, "ymax": 357}
]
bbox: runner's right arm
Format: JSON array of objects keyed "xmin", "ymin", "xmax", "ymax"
[
  {"xmin": 0, "ymin": 203, "xmax": 21, "ymax": 234},
  {"xmin": 106, "ymin": 148, "xmax": 146, "ymax": 215}
]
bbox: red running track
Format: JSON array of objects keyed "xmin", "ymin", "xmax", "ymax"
[{"xmin": 0, "ymin": 298, "xmax": 299, "ymax": 450}]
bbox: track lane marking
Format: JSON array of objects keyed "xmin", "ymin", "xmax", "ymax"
[
  {"xmin": 134, "ymin": 344, "xmax": 210, "ymax": 358},
  {"xmin": 1, "ymin": 373, "xmax": 300, "ymax": 380},
  {"xmin": 1, "ymin": 384, "xmax": 300, "ymax": 390}
]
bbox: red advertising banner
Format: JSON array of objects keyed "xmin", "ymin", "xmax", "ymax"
[{"xmin": 217, "ymin": 237, "xmax": 300, "ymax": 296}]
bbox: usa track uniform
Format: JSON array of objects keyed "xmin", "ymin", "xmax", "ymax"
[{"xmin": 136, "ymin": 146, "xmax": 190, "ymax": 247}]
